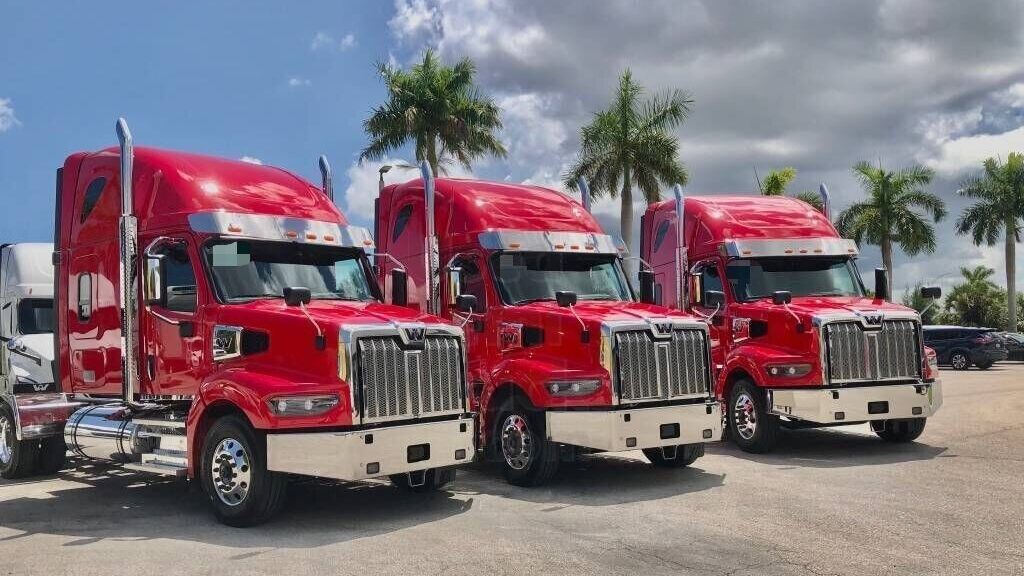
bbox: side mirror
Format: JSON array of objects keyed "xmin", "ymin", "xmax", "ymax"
[
  {"xmin": 6, "ymin": 337, "xmax": 24, "ymax": 352},
  {"xmin": 555, "ymin": 291, "xmax": 578, "ymax": 308},
  {"xmin": 283, "ymin": 287, "xmax": 312, "ymax": 307},
  {"xmin": 391, "ymin": 269, "xmax": 408, "ymax": 307},
  {"xmin": 874, "ymin": 268, "xmax": 889, "ymax": 301},
  {"xmin": 705, "ymin": 290, "xmax": 725, "ymax": 309},
  {"xmin": 456, "ymin": 294, "xmax": 477, "ymax": 313},
  {"xmin": 447, "ymin": 266, "xmax": 463, "ymax": 306},
  {"xmin": 144, "ymin": 255, "xmax": 166, "ymax": 305},
  {"xmin": 638, "ymin": 269, "xmax": 655, "ymax": 304},
  {"xmin": 920, "ymin": 285, "xmax": 941, "ymax": 300},
  {"xmin": 771, "ymin": 290, "xmax": 792, "ymax": 305}
]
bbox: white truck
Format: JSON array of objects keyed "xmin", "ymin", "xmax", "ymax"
[{"xmin": 0, "ymin": 242, "xmax": 65, "ymax": 478}]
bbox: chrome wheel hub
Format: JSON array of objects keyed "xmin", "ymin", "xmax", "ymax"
[
  {"xmin": 952, "ymin": 354, "xmax": 967, "ymax": 369},
  {"xmin": 0, "ymin": 415, "xmax": 12, "ymax": 466},
  {"xmin": 210, "ymin": 437, "xmax": 251, "ymax": 506},
  {"xmin": 733, "ymin": 392, "xmax": 757, "ymax": 441},
  {"xmin": 500, "ymin": 414, "xmax": 534, "ymax": 471}
]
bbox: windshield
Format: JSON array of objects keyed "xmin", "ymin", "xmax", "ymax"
[
  {"xmin": 490, "ymin": 252, "xmax": 631, "ymax": 305},
  {"xmin": 725, "ymin": 257, "xmax": 864, "ymax": 302},
  {"xmin": 17, "ymin": 299, "xmax": 54, "ymax": 334},
  {"xmin": 205, "ymin": 240, "xmax": 375, "ymax": 303}
]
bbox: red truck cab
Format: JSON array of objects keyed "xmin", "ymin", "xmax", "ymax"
[
  {"xmin": 6, "ymin": 120, "xmax": 474, "ymax": 526},
  {"xmin": 641, "ymin": 187, "xmax": 942, "ymax": 453},
  {"xmin": 374, "ymin": 164, "xmax": 721, "ymax": 486}
]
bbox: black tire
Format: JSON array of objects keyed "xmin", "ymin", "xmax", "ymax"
[
  {"xmin": 390, "ymin": 467, "xmax": 457, "ymax": 492},
  {"xmin": 643, "ymin": 443, "xmax": 704, "ymax": 468},
  {"xmin": 0, "ymin": 402, "xmax": 38, "ymax": 480},
  {"xmin": 976, "ymin": 361, "xmax": 994, "ymax": 370},
  {"xmin": 871, "ymin": 418, "xmax": 927, "ymax": 442},
  {"xmin": 35, "ymin": 437, "xmax": 67, "ymax": 475},
  {"xmin": 727, "ymin": 379, "xmax": 779, "ymax": 454},
  {"xmin": 493, "ymin": 403, "xmax": 559, "ymax": 487},
  {"xmin": 949, "ymin": 351, "xmax": 971, "ymax": 370},
  {"xmin": 200, "ymin": 416, "xmax": 287, "ymax": 527}
]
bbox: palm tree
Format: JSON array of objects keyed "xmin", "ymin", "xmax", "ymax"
[
  {"xmin": 757, "ymin": 167, "xmax": 824, "ymax": 211},
  {"xmin": 834, "ymin": 161, "xmax": 946, "ymax": 300},
  {"xmin": 360, "ymin": 49, "xmax": 506, "ymax": 175},
  {"xmin": 940, "ymin": 266, "xmax": 1006, "ymax": 328},
  {"xmin": 564, "ymin": 70, "xmax": 691, "ymax": 260},
  {"xmin": 955, "ymin": 153, "xmax": 1024, "ymax": 332}
]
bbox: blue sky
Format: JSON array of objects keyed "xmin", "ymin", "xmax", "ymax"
[{"xmin": 2, "ymin": 1, "xmax": 1023, "ymax": 295}]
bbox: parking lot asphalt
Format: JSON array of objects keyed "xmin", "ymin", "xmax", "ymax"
[{"xmin": 1, "ymin": 364, "xmax": 1022, "ymax": 576}]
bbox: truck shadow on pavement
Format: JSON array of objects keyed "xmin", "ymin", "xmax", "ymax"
[
  {"xmin": 0, "ymin": 460, "xmax": 473, "ymax": 549},
  {"xmin": 707, "ymin": 427, "xmax": 946, "ymax": 467},
  {"xmin": 456, "ymin": 452, "xmax": 724, "ymax": 506}
]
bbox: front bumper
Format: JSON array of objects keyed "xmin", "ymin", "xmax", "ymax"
[
  {"xmin": 545, "ymin": 402, "xmax": 722, "ymax": 452},
  {"xmin": 767, "ymin": 381, "xmax": 942, "ymax": 424},
  {"xmin": 266, "ymin": 415, "xmax": 475, "ymax": 481}
]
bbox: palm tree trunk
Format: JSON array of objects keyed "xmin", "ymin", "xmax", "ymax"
[
  {"xmin": 426, "ymin": 135, "xmax": 439, "ymax": 176},
  {"xmin": 620, "ymin": 167, "xmax": 633, "ymax": 278},
  {"xmin": 881, "ymin": 237, "xmax": 894, "ymax": 302},
  {"xmin": 1006, "ymin": 219, "xmax": 1017, "ymax": 331}
]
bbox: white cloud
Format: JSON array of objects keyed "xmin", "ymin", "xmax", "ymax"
[
  {"xmin": 0, "ymin": 98, "xmax": 20, "ymax": 132},
  {"xmin": 240, "ymin": 156, "xmax": 263, "ymax": 165},
  {"xmin": 342, "ymin": 158, "xmax": 474, "ymax": 223},
  {"xmin": 311, "ymin": 31, "xmax": 357, "ymax": 52},
  {"xmin": 339, "ymin": 33, "xmax": 357, "ymax": 50},
  {"xmin": 923, "ymin": 125, "xmax": 1024, "ymax": 175},
  {"xmin": 310, "ymin": 31, "xmax": 334, "ymax": 51},
  {"xmin": 288, "ymin": 77, "xmax": 311, "ymax": 87},
  {"xmin": 389, "ymin": 0, "xmax": 439, "ymax": 41}
]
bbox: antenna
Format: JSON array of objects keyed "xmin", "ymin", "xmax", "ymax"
[{"xmin": 754, "ymin": 167, "xmax": 764, "ymax": 194}]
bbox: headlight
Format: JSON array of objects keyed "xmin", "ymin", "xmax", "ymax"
[
  {"xmin": 599, "ymin": 332, "xmax": 614, "ymax": 373},
  {"xmin": 766, "ymin": 364, "xmax": 812, "ymax": 378},
  {"xmin": 267, "ymin": 394, "xmax": 339, "ymax": 417},
  {"xmin": 338, "ymin": 346, "xmax": 349, "ymax": 381},
  {"xmin": 547, "ymin": 379, "xmax": 601, "ymax": 396}
]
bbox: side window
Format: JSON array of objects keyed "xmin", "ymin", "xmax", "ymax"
[
  {"xmin": 77, "ymin": 273, "xmax": 92, "ymax": 321},
  {"xmin": 652, "ymin": 220, "xmax": 671, "ymax": 254},
  {"xmin": 654, "ymin": 283, "xmax": 663, "ymax": 306},
  {"xmin": 80, "ymin": 177, "xmax": 107, "ymax": 224},
  {"xmin": 701, "ymin": 264, "xmax": 724, "ymax": 305},
  {"xmin": 453, "ymin": 256, "xmax": 487, "ymax": 312},
  {"xmin": 157, "ymin": 244, "xmax": 198, "ymax": 314},
  {"xmin": 392, "ymin": 204, "xmax": 414, "ymax": 243}
]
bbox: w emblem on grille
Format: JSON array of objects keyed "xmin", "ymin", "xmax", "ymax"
[
  {"xmin": 856, "ymin": 311, "xmax": 884, "ymax": 327},
  {"xmin": 648, "ymin": 319, "xmax": 675, "ymax": 339},
  {"xmin": 404, "ymin": 327, "xmax": 425, "ymax": 342}
]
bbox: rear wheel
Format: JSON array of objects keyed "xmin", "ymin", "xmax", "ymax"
[
  {"xmin": 727, "ymin": 379, "xmax": 778, "ymax": 453},
  {"xmin": 643, "ymin": 443, "xmax": 704, "ymax": 468},
  {"xmin": 200, "ymin": 416, "xmax": 287, "ymax": 527},
  {"xmin": 494, "ymin": 405, "xmax": 559, "ymax": 487},
  {"xmin": 871, "ymin": 418, "xmax": 927, "ymax": 442},
  {"xmin": 35, "ymin": 437, "xmax": 67, "ymax": 475},
  {"xmin": 950, "ymin": 351, "xmax": 971, "ymax": 370},
  {"xmin": 390, "ymin": 467, "xmax": 457, "ymax": 492},
  {"xmin": 0, "ymin": 403, "xmax": 38, "ymax": 479}
]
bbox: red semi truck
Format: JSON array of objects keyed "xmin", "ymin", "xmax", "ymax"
[
  {"xmin": 373, "ymin": 164, "xmax": 722, "ymax": 486},
  {"xmin": 0, "ymin": 119, "xmax": 475, "ymax": 526},
  {"xmin": 640, "ymin": 186, "xmax": 942, "ymax": 453}
]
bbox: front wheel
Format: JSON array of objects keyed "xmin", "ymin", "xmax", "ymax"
[
  {"xmin": 0, "ymin": 403, "xmax": 38, "ymax": 479},
  {"xmin": 871, "ymin": 418, "xmax": 927, "ymax": 442},
  {"xmin": 950, "ymin": 352, "xmax": 971, "ymax": 370},
  {"xmin": 727, "ymin": 379, "xmax": 778, "ymax": 453},
  {"xmin": 643, "ymin": 443, "xmax": 704, "ymax": 468},
  {"xmin": 200, "ymin": 416, "xmax": 287, "ymax": 527},
  {"xmin": 494, "ymin": 406, "xmax": 559, "ymax": 487},
  {"xmin": 390, "ymin": 468, "xmax": 457, "ymax": 492}
]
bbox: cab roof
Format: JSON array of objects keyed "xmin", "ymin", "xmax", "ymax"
[{"xmin": 648, "ymin": 195, "xmax": 839, "ymax": 243}]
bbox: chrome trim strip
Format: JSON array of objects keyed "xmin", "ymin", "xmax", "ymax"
[
  {"xmin": 188, "ymin": 212, "xmax": 374, "ymax": 249},
  {"xmin": 723, "ymin": 237, "xmax": 859, "ymax": 258},
  {"xmin": 479, "ymin": 230, "xmax": 627, "ymax": 255}
]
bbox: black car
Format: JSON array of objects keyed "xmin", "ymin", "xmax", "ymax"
[
  {"xmin": 922, "ymin": 326, "xmax": 1007, "ymax": 370},
  {"xmin": 998, "ymin": 332, "xmax": 1024, "ymax": 361}
]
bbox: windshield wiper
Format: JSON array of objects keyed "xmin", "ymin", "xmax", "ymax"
[
  {"xmin": 513, "ymin": 297, "xmax": 556, "ymax": 305},
  {"xmin": 229, "ymin": 293, "xmax": 279, "ymax": 301}
]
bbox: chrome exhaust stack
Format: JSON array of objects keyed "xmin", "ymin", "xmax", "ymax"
[
  {"xmin": 673, "ymin": 184, "xmax": 688, "ymax": 310},
  {"xmin": 319, "ymin": 155, "xmax": 334, "ymax": 202},
  {"xmin": 420, "ymin": 160, "xmax": 440, "ymax": 315},
  {"xmin": 116, "ymin": 118, "xmax": 140, "ymax": 405},
  {"xmin": 818, "ymin": 183, "xmax": 831, "ymax": 219},
  {"xmin": 576, "ymin": 176, "xmax": 592, "ymax": 213}
]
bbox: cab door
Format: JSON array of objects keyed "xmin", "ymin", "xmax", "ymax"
[
  {"xmin": 444, "ymin": 252, "xmax": 493, "ymax": 410},
  {"xmin": 690, "ymin": 259, "xmax": 729, "ymax": 367}
]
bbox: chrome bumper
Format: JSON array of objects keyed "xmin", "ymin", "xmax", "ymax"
[
  {"xmin": 768, "ymin": 381, "xmax": 942, "ymax": 424},
  {"xmin": 266, "ymin": 416, "xmax": 475, "ymax": 481},
  {"xmin": 545, "ymin": 402, "xmax": 722, "ymax": 452}
]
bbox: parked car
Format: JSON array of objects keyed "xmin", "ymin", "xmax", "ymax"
[
  {"xmin": 997, "ymin": 332, "xmax": 1024, "ymax": 361},
  {"xmin": 922, "ymin": 326, "xmax": 1007, "ymax": 370}
]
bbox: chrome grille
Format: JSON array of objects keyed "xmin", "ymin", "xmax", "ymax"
[
  {"xmin": 357, "ymin": 336, "xmax": 464, "ymax": 422},
  {"xmin": 826, "ymin": 320, "xmax": 920, "ymax": 383},
  {"xmin": 615, "ymin": 329, "xmax": 710, "ymax": 402}
]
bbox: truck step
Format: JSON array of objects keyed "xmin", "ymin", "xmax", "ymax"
[
  {"xmin": 152, "ymin": 433, "xmax": 188, "ymax": 452},
  {"xmin": 124, "ymin": 460, "xmax": 187, "ymax": 478},
  {"xmin": 143, "ymin": 449, "xmax": 188, "ymax": 468},
  {"xmin": 134, "ymin": 417, "xmax": 186, "ymax": 430}
]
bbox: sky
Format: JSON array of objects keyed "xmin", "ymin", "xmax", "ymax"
[{"xmin": 2, "ymin": 0, "xmax": 1023, "ymax": 298}]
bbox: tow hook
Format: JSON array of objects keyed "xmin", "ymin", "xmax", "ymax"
[
  {"xmin": 915, "ymin": 385, "xmax": 928, "ymax": 395},
  {"xmin": 661, "ymin": 445, "xmax": 678, "ymax": 460},
  {"xmin": 407, "ymin": 470, "xmax": 427, "ymax": 487}
]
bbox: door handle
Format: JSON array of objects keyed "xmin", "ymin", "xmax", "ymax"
[{"xmin": 178, "ymin": 321, "xmax": 195, "ymax": 338}]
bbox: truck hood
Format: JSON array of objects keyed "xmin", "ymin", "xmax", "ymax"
[
  {"xmin": 217, "ymin": 298, "xmax": 446, "ymax": 332},
  {"xmin": 777, "ymin": 296, "xmax": 917, "ymax": 323},
  {"xmin": 515, "ymin": 300, "xmax": 702, "ymax": 330}
]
